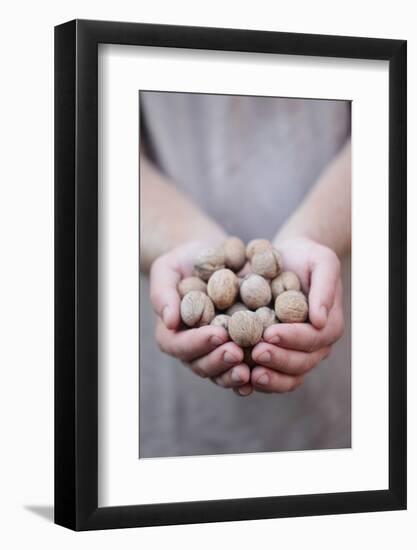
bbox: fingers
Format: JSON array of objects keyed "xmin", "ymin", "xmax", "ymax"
[
  {"xmin": 233, "ymin": 383, "xmax": 254, "ymax": 397},
  {"xmin": 155, "ymin": 319, "xmax": 228, "ymax": 362},
  {"xmin": 212, "ymin": 364, "xmax": 251, "ymax": 388},
  {"xmin": 308, "ymin": 249, "xmax": 340, "ymax": 329},
  {"xmin": 264, "ymin": 280, "xmax": 344, "ymax": 352},
  {"xmin": 264, "ymin": 323, "xmax": 323, "ymax": 352},
  {"xmin": 150, "ymin": 255, "xmax": 182, "ymax": 330},
  {"xmin": 251, "ymin": 366, "xmax": 304, "ymax": 393},
  {"xmin": 188, "ymin": 342, "xmax": 244, "ymax": 378},
  {"xmin": 251, "ymin": 342, "xmax": 331, "ymax": 375}
]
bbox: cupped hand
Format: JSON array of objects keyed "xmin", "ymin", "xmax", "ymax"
[
  {"xmin": 249, "ymin": 237, "xmax": 344, "ymax": 393},
  {"xmin": 150, "ymin": 241, "xmax": 251, "ymax": 390}
]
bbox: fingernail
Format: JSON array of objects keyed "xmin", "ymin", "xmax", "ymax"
[
  {"xmin": 268, "ymin": 336, "xmax": 280, "ymax": 345},
  {"xmin": 224, "ymin": 351, "xmax": 238, "ymax": 364},
  {"xmin": 320, "ymin": 306, "xmax": 328, "ymax": 323},
  {"xmin": 258, "ymin": 351, "xmax": 271, "ymax": 364},
  {"xmin": 211, "ymin": 336, "xmax": 224, "ymax": 347},
  {"xmin": 256, "ymin": 373, "xmax": 269, "ymax": 386},
  {"xmin": 231, "ymin": 369, "xmax": 242, "ymax": 382},
  {"xmin": 238, "ymin": 386, "xmax": 252, "ymax": 396}
]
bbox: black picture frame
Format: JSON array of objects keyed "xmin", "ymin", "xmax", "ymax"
[{"xmin": 55, "ymin": 19, "xmax": 407, "ymax": 531}]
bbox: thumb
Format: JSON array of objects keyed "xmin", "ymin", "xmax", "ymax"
[
  {"xmin": 308, "ymin": 254, "xmax": 340, "ymax": 329},
  {"xmin": 150, "ymin": 257, "xmax": 181, "ymax": 330}
]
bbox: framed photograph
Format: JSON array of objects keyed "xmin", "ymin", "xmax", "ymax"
[{"xmin": 55, "ymin": 19, "xmax": 406, "ymax": 531}]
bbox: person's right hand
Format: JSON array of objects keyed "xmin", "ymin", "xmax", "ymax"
[{"xmin": 150, "ymin": 241, "xmax": 252, "ymax": 393}]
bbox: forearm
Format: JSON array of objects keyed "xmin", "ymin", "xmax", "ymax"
[
  {"xmin": 274, "ymin": 140, "xmax": 351, "ymax": 258},
  {"xmin": 140, "ymin": 154, "xmax": 227, "ymax": 273}
]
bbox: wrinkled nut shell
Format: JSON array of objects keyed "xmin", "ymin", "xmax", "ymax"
[
  {"xmin": 194, "ymin": 247, "xmax": 226, "ymax": 281},
  {"xmin": 178, "ymin": 276, "xmax": 207, "ymax": 298},
  {"xmin": 222, "ymin": 236, "xmax": 246, "ymax": 272},
  {"xmin": 271, "ymin": 271, "xmax": 301, "ymax": 299},
  {"xmin": 210, "ymin": 314, "xmax": 230, "ymax": 330},
  {"xmin": 226, "ymin": 302, "xmax": 248, "ymax": 316},
  {"xmin": 240, "ymin": 274, "xmax": 272, "ymax": 310},
  {"xmin": 180, "ymin": 290, "xmax": 215, "ymax": 327},
  {"xmin": 246, "ymin": 239, "xmax": 272, "ymax": 260},
  {"xmin": 251, "ymin": 248, "xmax": 283, "ymax": 279},
  {"xmin": 255, "ymin": 307, "xmax": 278, "ymax": 329},
  {"xmin": 207, "ymin": 268, "xmax": 239, "ymax": 310},
  {"xmin": 228, "ymin": 311, "xmax": 263, "ymax": 347},
  {"xmin": 274, "ymin": 290, "xmax": 308, "ymax": 323}
]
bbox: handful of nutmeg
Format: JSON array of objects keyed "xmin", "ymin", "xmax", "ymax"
[{"xmin": 178, "ymin": 237, "xmax": 309, "ymax": 349}]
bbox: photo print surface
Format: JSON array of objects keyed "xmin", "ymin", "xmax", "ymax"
[{"xmin": 139, "ymin": 91, "xmax": 351, "ymax": 459}]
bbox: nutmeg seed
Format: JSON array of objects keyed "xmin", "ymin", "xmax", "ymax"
[
  {"xmin": 207, "ymin": 268, "xmax": 239, "ymax": 310},
  {"xmin": 210, "ymin": 314, "xmax": 230, "ymax": 330},
  {"xmin": 255, "ymin": 306, "xmax": 278, "ymax": 329},
  {"xmin": 222, "ymin": 236, "xmax": 246, "ymax": 272},
  {"xmin": 226, "ymin": 302, "xmax": 248, "ymax": 316},
  {"xmin": 180, "ymin": 290, "xmax": 215, "ymax": 327},
  {"xmin": 271, "ymin": 271, "xmax": 301, "ymax": 299},
  {"xmin": 194, "ymin": 247, "xmax": 226, "ymax": 281},
  {"xmin": 251, "ymin": 248, "xmax": 283, "ymax": 279},
  {"xmin": 228, "ymin": 311, "xmax": 263, "ymax": 347},
  {"xmin": 178, "ymin": 276, "xmax": 207, "ymax": 298},
  {"xmin": 274, "ymin": 290, "xmax": 308, "ymax": 323},
  {"xmin": 240, "ymin": 274, "xmax": 272, "ymax": 310},
  {"xmin": 246, "ymin": 238, "xmax": 272, "ymax": 260}
]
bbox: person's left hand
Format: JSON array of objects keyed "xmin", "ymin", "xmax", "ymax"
[{"xmin": 248, "ymin": 237, "xmax": 345, "ymax": 393}]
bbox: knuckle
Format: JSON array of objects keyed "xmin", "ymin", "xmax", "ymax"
[
  {"xmin": 321, "ymin": 247, "xmax": 340, "ymax": 275},
  {"xmin": 211, "ymin": 375, "xmax": 224, "ymax": 387},
  {"xmin": 302, "ymin": 355, "xmax": 314, "ymax": 373},
  {"xmin": 286, "ymin": 326, "xmax": 301, "ymax": 346},
  {"xmin": 326, "ymin": 247, "xmax": 339, "ymax": 265},
  {"xmin": 155, "ymin": 330, "xmax": 168, "ymax": 355},
  {"xmin": 157, "ymin": 339, "xmax": 167, "ymax": 354},
  {"xmin": 277, "ymin": 348, "xmax": 290, "ymax": 369},
  {"xmin": 150, "ymin": 255, "xmax": 163, "ymax": 275},
  {"xmin": 218, "ymin": 374, "xmax": 230, "ymax": 388},
  {"xmin": 307, "ymin": 332, "xmax": 320, "ymax": 352},
  {"xmin": 149, "ymin": 288, "xmax": 161, "ymax": 311},
  {"xmin": 337, "ymin": 314, "xmax": 345, "ymax": 337},
  {"xmin": 333, "ymin": 313, "xmax": 345, "ymax": 340},
  {"xmin": 175, "ymin": 344, "xmax": 189, "ymax": 362},
  {"xmin": 323, "ymin": 347, "xmax": 332, "ymax": 360},
  {"xmin": 288, "ymin": 377, "xmax": 301, "ymax": 392},
  {"xmin": 191, "ymin": 365, "xmax": 208, "ymax": 378}
]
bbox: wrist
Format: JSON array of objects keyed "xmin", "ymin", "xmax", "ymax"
[{"xmin": 274, "ymin": 228, "xmax": 346, "ymax": 258}]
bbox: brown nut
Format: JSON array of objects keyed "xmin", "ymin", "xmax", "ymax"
[
  {"xmin": 255, "ymin": 306, "xmax": 278, "ymax": 330},
  {"xmin": 226, "ymin": 302, "xmax": 248, "ymax": 316},
  {"xmin": 178, "ymin": 276, "xmax": 207, "ymax": 298},
  {"xmin": 193, "ymin": 247, "xmax": 225, "ymax": 281},
  {"xmin": 180, "ymin": 290, "xmax": 215, "ymax": 327},
  {"xmin": 274, "ymin": 290, "xmax": 308, "ymax": 323},
  {"xmin": 207, "ymin": 268, "xmax": 239, "ymax": 310},
  {"xmin": 246, "ymin": 238, "xmax": 272, "ymax": 260},
  {"xmin": 210, "ymin": 314, "xmax": 230, "ymax": 330},
  {"xmin": 240, "ymin": 274, "xmax": 272, "ymax": 310},
  {"xmin": 271, "ymin": 271, "xmax": 301, "ymax": 299},
  {"xmin": 222, "ymin": 236, "xmax": 246, "ymax": 272},
  {"xmin": 228, "ymin": 311, "xmax": 263, "ymax": 347},
  {"xmin": 251, "ymin": 248, "xmax": 283, "ymax": 279}
]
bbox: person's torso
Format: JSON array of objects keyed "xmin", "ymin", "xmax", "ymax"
[{"xmin": 141, "ymin": 92, "xmax": 351, "ymax": 240}]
